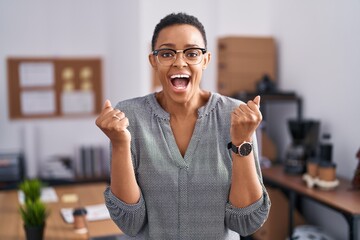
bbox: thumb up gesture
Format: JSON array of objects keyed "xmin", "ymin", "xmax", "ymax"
[
  {"xmin": 230, "ymin": 96, "xmax": 262, "ymax": 145},
  {"xmin": 95, "ymin": 100, "xmax": 131, "ymax": 146}
]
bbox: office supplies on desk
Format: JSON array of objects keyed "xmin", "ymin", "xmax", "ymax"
[
  {"xmin": 61, "ymin": 193, "xmax": 79, "ymax": 203},
  {"xmin": 61, "ymin": 203, "xmax": 110, "ymax": 224},
  {"xmin": 18, "ymin": 186, "xmax": 59, "ymax": 204}
]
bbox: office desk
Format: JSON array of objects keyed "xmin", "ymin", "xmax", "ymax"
[
  {"xmin": 262, "ymin": 165, "xmax": 360, "ymax": 240},
  {"xmin": 0, "ymin": 182, "xmax": 122, "ymax": 240}
]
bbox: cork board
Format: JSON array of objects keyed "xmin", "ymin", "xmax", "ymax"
[{"xmin": 7, "ymin": 57, "xmax": 102, "ymax": 119}]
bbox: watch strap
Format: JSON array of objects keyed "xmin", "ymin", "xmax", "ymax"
[{"xmin": 227, "ymin": 142, "xmax": 239, "ymax": 154}]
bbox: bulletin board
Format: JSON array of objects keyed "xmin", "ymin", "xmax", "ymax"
[{"xmin": 7, "ymin": 57, "xmax": 103, "ymax": 119}]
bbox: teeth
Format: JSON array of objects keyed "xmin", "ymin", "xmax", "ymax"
[
  {"xmin": 174, "ymin": 86, "xmax": 186, "ymax": 90},
  {"xmin": 170, "ymin": 74, "xmax": 190, "ymax": 79}
]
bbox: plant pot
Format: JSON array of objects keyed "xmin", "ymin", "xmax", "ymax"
[{"xmin": 24, "ymin": 224, "xmax": 45, "ymax": 240}]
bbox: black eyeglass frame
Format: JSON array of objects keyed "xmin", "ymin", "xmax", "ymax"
[{"xmin": 152, "ymin": 47, "xmax": 207, "ymax": 65}]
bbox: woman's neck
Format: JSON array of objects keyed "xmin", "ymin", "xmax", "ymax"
[{"xmin": 155, "ymin": 91, "xmax": 210, "ymax": 119}]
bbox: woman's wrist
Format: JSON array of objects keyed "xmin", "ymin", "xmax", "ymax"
[{"xmin": 111, "ymin": 141, "xmax": 131, "ymax": 152}]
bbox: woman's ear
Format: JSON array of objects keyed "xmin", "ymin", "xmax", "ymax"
[
  {"xmin": 149, "ymin": 54, "xmax": 157, "ymax": 69},
  {"xmin": 202, "ymin": 51, "xmax": 211, "ymax": 70}
]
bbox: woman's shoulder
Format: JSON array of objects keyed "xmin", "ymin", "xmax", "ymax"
[
  {"xmin": 198, "ymin": 92, "xmax": 244, "ymax": 118},
  {"xmin": 212, "ymin": 92, "xmax": 244, "ymax": 109},
  {"xmin": 114, "ymin": 93, "xmax": 169, "ymax": 121},
  {"xmin": 114, "ymin": 93, "xmax": 155, "ymax": 109}
]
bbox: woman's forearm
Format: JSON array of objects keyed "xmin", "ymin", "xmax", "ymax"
[
  {"xmin": 229, "ymin": 153, "xmax": 263, "ymax": 208},
  {"xmin": 110, "ymin": 143, "xmax": 141, "ymax": 204}
]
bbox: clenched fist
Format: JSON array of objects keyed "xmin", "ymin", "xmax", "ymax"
[
  {"xmin": 95, "ymin": 100, "xmax": 131, "ymax": 147},
  {"xmin": 230, "ymin": 96, "xmax": 262, "ymax": 145}
]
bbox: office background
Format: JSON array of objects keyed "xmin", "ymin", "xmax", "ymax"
[{"xmin": 1, "ymin": 0, "xmax": 359, "ymax": 239}]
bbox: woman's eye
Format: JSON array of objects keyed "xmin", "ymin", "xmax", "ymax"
[
  {"xmin": 186, "ymin": 51, "xmax": 199, "ymax": 58},
  {"xmin": 160, "ymin": 51, "xmax": 175, "ymax": 58}
]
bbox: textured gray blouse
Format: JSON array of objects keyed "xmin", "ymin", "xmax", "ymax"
[{"xmin": 104, "ymin": 92, "xmax": 270, "ymax": 240}]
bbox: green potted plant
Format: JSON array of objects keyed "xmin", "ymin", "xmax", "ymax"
[
  {"xmin": 18, "ymin": 179, "xmax": 49, "ymax": 240},
  {"xmin": 19, "ymin": 178, "xmax": 43, "ymax": 202},
  {"xmin": 19, "ymin": 198, "xmax": 49, "ymax": 240}
]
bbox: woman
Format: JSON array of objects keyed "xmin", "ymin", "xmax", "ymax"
[{"xmin": 96, "ymin": 12, "xmax": 270, "ymax": 239}]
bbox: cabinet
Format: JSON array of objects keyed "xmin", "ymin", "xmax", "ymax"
[{"xmin": 217, "ymin": 36, "xmax": 277, "ymax": 97}]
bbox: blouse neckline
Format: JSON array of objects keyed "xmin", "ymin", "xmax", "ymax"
[{"xmin": 146, "ymin": 92, "xmax": 220, "ymax": 121}]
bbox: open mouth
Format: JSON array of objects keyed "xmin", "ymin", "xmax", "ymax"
[{"xmin": 170, "ymin": 74, "xmax": 190, "ymax": 90}]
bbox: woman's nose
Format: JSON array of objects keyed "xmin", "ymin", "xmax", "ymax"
[{"xmin": 172, "ymin": 52, "xmax": 188, "ymax": 67}]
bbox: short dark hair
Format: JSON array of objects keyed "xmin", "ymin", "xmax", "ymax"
[{"xmin": 151, "ymin": 12, "xmax": 207, "ymax": 51}]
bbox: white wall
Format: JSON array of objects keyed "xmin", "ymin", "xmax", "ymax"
[{"xmin": 1, "ymin": 0, "xmax": 359, "ymax": 239}]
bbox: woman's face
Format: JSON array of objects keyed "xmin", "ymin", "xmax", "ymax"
[{"xmin": 149, "ymin": 24, "xmax": 210, "ymax": 105}]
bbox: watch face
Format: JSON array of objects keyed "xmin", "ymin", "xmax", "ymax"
[{"xmin": 239, "ymin": 142, "xmax": 253, "ymax": 156}]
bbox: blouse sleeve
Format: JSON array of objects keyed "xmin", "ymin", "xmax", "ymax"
[
  {"xmin": 104, "ymin": 187, "xmax": 147, "ymax": 237},
  {"xmin": 225, "ymin": 192, "xmax": 270, "ymax": 236}
]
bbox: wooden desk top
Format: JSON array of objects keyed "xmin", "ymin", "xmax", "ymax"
[
  {"xmin": 0, "ymin": 182, "xmax": 122, "ymax": 240},
  {"xmin": 261, "ymin": 165, "xmax": 360, "ymax": 216}
]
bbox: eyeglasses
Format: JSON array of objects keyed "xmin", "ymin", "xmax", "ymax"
[{"xmin": 152, "ymin": 47, "xmax": 207, "ymax": 66}]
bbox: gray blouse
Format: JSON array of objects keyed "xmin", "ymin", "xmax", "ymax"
[{"xmin": 104, "ymin": 92, "xmax": 270, "ymax": 240}]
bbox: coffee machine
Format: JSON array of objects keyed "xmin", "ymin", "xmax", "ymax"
[{"xmin": 284, "ymin": 119, "xmax": 320, "ymax": 174}]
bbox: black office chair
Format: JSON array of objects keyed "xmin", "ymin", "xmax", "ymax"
[{"xmin": 0, "ymin": 152, "xmax": 26, "ymax": 190}]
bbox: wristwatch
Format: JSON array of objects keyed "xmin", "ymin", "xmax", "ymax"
[{"xmin": 227, "ymin": 141, "xmax": 253, "ymax": 157}]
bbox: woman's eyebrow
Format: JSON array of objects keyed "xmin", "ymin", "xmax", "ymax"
[
  {"xmin": 157, "ymin": 43, "xmax": 201, "ymax": 49},
  {"xmin": 158, "ymin": 43, "xmax": 176, "ymax": 48},
  {"xmin": 184, "ymin": 44, "xmax": 201, "ymax": 48}
]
